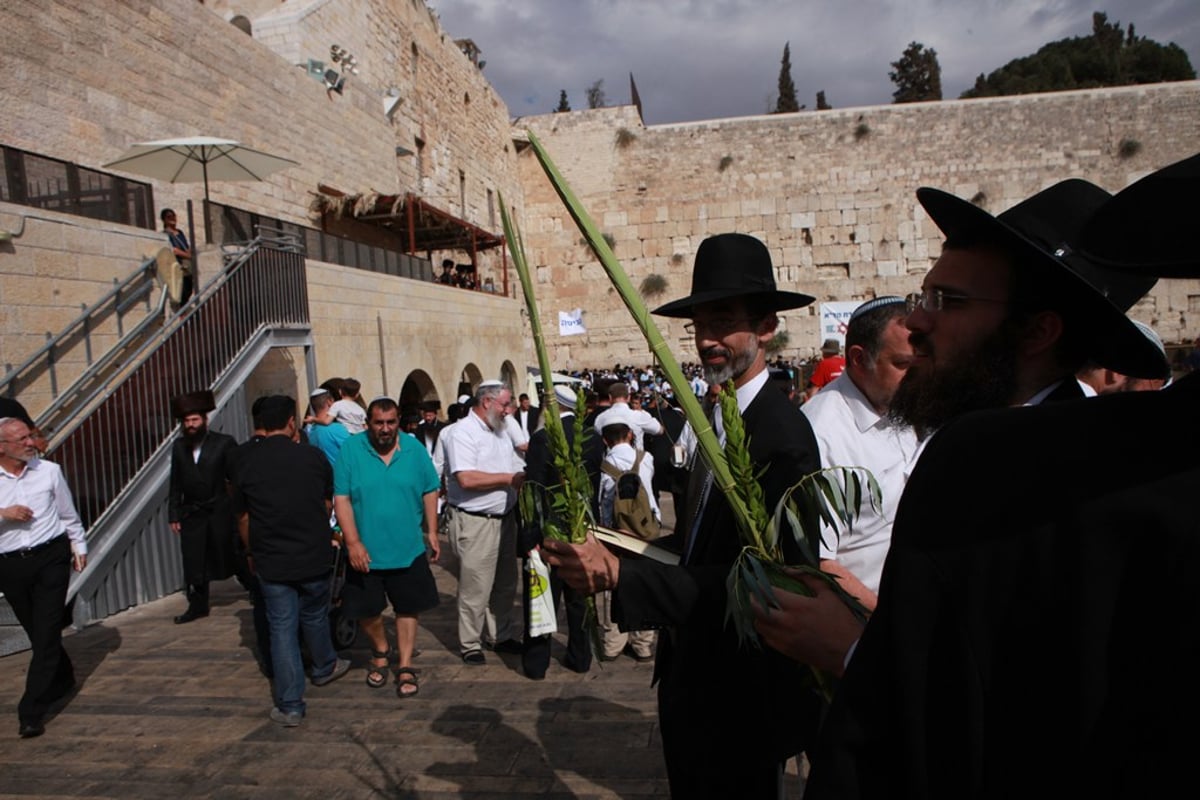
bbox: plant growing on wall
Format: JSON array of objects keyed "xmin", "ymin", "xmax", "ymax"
[
  {"xmin": 639, "ymin": 273, "xmax": 668, "ymax": 298},
  {"xmin": 615, "ymin": 128, "xmax": 637, "ymax": 148},
  {"xmin": 718, "ymin": 155, "xmax": 734, "ymax": 172}
]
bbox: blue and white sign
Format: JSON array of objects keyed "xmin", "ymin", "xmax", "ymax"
[
  {"xmin": 558, "ymin": 308, "xmax": 587, "ymax": 336},
  {"xmin": 818, "ymin": 301, "xmax": 860, "ymax": 350}
]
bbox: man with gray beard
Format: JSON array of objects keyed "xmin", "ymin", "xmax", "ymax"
[
  {"xmin": 545, "ymin": 233, "xmax": 823, "ymax": 799},
  {"xmin": 443, "ymin": 380, "xmax": 525, "ymax": 665}
]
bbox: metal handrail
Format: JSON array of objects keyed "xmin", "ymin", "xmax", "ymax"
[
  {"xmin": 48, "ymin": 233, "xmax": 309, "ymax": 528},
  {"xmin": 0, "ymin": 255, "xmax": 160, "ymax": 408}
]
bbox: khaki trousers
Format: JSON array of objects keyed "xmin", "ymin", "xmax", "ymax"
[
  {"xmin": 447, "ymin": 506, "xmax": 519, "ymax": 654},
  {"xmin": 597, "ymin": 589, "xmax": 656, "ymax": 658}
]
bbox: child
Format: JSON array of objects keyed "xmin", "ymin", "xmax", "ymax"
[
  {"xmin": 597, "ymin": 415, "xmax": 658, "ymax": 663},
  {"xmin": 329, "ymin": 377, "xmax": 367, "ymax": 434}
]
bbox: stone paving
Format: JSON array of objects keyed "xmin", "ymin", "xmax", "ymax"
[{"xmin": 0, "ymin": 521, "xmax": 806, "ymax": 799}]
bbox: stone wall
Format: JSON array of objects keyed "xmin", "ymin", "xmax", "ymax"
[
  {"xmin": 306, "ymin": 260, "xmax": 525, "ymax": 408},
  {"xmin": 517, "ymin": 84, "xmax": 1200, "ymax": 367},
  {"xmin": 0, "ymin": 0, "xmax": 526, "ymax": 417}
]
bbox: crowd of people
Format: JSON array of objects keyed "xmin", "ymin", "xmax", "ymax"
[{"xmin": 3, "ymin": 153, "xmax": 1198, "ymax": 800}]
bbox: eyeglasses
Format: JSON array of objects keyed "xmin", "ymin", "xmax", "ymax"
[
  {"xmin": 905, "ymin": 289, "xmax": 1007, "ymax": 314},
  {"xmin": 683, "ymin": 317, "xmax": 755, "ymax": 336},
  {"xmin": 0, "ymin": 434, "xmax": 36, "ymax": 444}
]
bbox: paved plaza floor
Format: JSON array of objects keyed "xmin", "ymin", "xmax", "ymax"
[{"xmin": 0, "ymin": 521, "xmax": 806, "ymax": 798}]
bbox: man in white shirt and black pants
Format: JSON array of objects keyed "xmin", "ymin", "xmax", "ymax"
[{"xmin": 0, "ymin": 416, "xmax": 87, "ymax": 739}]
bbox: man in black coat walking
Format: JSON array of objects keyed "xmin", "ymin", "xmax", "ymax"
[{"xmin": 168, "ymin": 390, "xmax": 237, "ymax": 623}]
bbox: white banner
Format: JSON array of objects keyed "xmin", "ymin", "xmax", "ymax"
[
  {"xmin": 558, "ymin": 308, "xmax": 587, "ymax": 336},
  {"xmin": 818, "ymin": 301, "xmax": 860, "ymax": 350}
]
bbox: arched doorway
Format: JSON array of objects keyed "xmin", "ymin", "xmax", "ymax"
[
  {"xmin": 458, "ymin": 363, "xmax": 483, "ymax": 401},
  {"xmin": 398, "ymin": 369, "xmax": 438, "ymax": 418},
  {"xmin": 499, "ymin": 360, "xmax": 519, "ymax": 394}
]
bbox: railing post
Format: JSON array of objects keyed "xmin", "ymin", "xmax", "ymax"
[
  {"xmin": 83, "ymin": 303, "xmax": 93, "ymax": 365},
  {"xmin": 45, "ymin": 333, "xmax": 58, "ymax": 399}
]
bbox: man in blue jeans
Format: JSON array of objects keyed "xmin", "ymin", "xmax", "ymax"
[{"xmin": 232, "ymin": 395, "xmax": 350, "ymax": 726}]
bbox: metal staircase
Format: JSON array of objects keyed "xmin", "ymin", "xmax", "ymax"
[{"xmin": 0, "ymin": 229, "xmax": 314, "ymax": 649}]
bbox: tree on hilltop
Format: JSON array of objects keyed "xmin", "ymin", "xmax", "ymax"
[
  {"xmin": 774, "ymin": 42, "xmax": 801, "ymax": 113},
  {"xmin": 554, "ymin": 90, "xmax": 571, "ymax": 113},
  {"xmin": 962, "ymin": 11, "xmax": 1195, "ymax": 98},
  {"xmin": 890, "ymin": 41, "xmax": 943, "ymax": 103},
  {"xmin": 586, "ymin": 79, "xmax": 607, "ymax": 109}
]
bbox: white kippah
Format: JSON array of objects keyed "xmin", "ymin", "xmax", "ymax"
[{"xmin": 553, "ymin": 384, "xmax": 579, "ymax": 407}]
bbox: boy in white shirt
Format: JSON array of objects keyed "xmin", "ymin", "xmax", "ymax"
[
  {"xmin": 329, "ymin": 378, "xmax": 367, "ymax": 434},
  {"xmin": 596, "ymin": 414, "xmax": 657, "ymax": 662}
]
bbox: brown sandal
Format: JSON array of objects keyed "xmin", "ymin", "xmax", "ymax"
[
  {"xmin": 366, "ymin": 648, "xmax": 391, "ymax": 689},
  {"xmin": 395, "ymin": 667, "xmax": 419, "ymax": 698}
]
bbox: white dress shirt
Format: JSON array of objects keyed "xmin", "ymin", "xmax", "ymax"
[
  {"xmin": 593, "ymin": 402, "xmax": 663, "ymax": 450},
  {"xmin": 444, "ymin": 411, "xmax": 521, "ymax": 514},
  {"xmin": 802, "ymin": 372, "xmax": 918, "ymax": 594},
  {"xmin": 0, "ymin": 458, "xmax": 87, "ymax": 555},
  {"xmin": 599, "ymin": 441, "xmax": 661, "ymax": 527}
]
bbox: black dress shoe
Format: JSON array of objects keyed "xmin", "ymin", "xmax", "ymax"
[
  {"xmin": 173, "ymin": 608, "xmax": 209, "ymax": 624},
  {"xmin": 19, "ymin": 721, "xmax": 45, "ymax": 739}
]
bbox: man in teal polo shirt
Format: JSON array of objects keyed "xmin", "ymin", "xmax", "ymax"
[{"xmin": 333, "ymin": 397, "xmax": 440, "ymax": 698}]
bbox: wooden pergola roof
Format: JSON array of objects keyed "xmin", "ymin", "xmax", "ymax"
[{"xmin": 314, "ymin": 185, "xmax": 505, "ymax": 255}]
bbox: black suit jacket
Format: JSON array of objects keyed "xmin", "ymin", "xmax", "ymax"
[
  {"xmin": 168, "ymin": 430, "xmax": 238, "ymax": 583},
  {"xmin": 614, "ymin": 380, "xmax": 823, "ymax": 775},
  {"xmin": 807, "ymin": 373, "xmax": 1200, "ymax": 799},
  {"xmin": 516, "ymin": 405, "xmax": 542, "ymax": 435},
  {"xmin": 416, "ymin": 419, "xmax": 445, "ymax": 454}
]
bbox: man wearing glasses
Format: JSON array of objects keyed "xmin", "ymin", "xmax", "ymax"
[
  {"xmin": 443, "ymin": 380, "xmax": 525, "ymax": 665},
  {"xmin": 750, "ymin": 176, "xmax": 1172, "ymax": 796},
  {"xmin": 0, "ymin": 417, "xmax": 87, "ymax": 739}
]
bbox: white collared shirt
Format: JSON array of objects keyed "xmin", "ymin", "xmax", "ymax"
[
  {"xmin": 445, "ymin": 411, "xmax": 521, "ymax": 514},
  {"xmin": 599, "ymin": 441, "xmax": 661, "ymax": 527},
  {"xmin": 802, "ymin": 373, "xmax": 918, "ymax": 593},
  {"xmin": 0, "ymin": 458, "xmax": 87, "ymax": 555}
]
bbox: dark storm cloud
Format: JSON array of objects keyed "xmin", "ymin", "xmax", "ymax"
[{"xmin": 430, "ymin": 0, "xmax": 1199, "ymax": 124}]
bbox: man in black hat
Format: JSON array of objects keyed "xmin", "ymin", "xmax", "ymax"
[
  {"xmin": 748, "ymin": 168, "xmax": 1194, "ymax": 799},
  {"xmin": 544, "ymin": 233, "xmax": 823, "ymax": 798},
  {"xmin": 415, "ymin": 400, "xmax": 445, "ymax": 456},
  {"xmin": 167, "ymin": 390, "xmax": 238, "ymax": 623}
]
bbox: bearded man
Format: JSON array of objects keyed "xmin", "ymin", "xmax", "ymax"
[
  {"xmin": 167, "ymin": 390, "xmax": 237, "ymax": 623},
  {"xmin": 544, "ymin": 233, "xmax": 823, "ymax": 798},
  {"xmin": 442, "ymin": 381, "xmax": 525, "ymax": 665},
  {"xmin": 747, "ymin": 178, "xmax": 1170, "ymax": 799}
]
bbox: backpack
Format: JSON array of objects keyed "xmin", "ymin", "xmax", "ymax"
[{"xmin": 600, "ymin": 451, "xmax": 662, "ymax": 541}]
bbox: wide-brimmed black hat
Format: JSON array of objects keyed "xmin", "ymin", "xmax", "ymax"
[
  {"xmin": 171, "ymin": 389, "xmax": 215, "ymax": 419},
  {"xmin": 652, "ymin": 233, "xmax": 814, "ymax": 318},
  {"xmin": 1078, "ymin": 152, "xmax": 1200, "ymax": 278},
  {"xmin": 917, "ymin": 179, "xmax": 1164, "ymax": 378}
]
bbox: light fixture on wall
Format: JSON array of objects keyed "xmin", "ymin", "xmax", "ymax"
[
  {"xmin": 383, "ymin": 87, "xmax": 403, "ymax": 120},
  {"xmin": 323, "ymin": 45, "xmax": 359, "ymax": 97}
]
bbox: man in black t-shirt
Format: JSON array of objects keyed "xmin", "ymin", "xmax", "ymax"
[{"xmin": 230, "ymin": 395, "xmax": 349, "ymax": 727}]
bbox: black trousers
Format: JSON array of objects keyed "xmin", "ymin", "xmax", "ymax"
[
  {"xmin": 521, "ymin": 559, "xmax": 592, "ymax": 678},
  {"xmin": 0, "ymin": 536, "xmax": 75, "ymax": 725}
]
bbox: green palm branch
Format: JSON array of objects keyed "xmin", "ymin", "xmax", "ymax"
[{"xmin": 521, "ymin": 130, "xmax": 878, "ymax": 694}]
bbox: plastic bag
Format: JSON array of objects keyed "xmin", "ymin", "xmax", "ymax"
[{"xmin": 526, "ymin": 549, "xmax": 557, "ymax": 638}]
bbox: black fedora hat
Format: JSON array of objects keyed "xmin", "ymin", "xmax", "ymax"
[
  {"xmin": 651, "ymin": 233, "xmax": 814, "ymax": 318},
  {"xmin": 1078, "ymin": 152, "xmax": 1200, "ymax": 278},
  {"xmin": 917, "ymin": 179, "xmax": 1164, "ymax": 378}
]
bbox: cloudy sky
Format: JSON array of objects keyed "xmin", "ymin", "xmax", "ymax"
[{"xmin": 430, "ymin": 0, "xmax": 1200, "ymax": 125}]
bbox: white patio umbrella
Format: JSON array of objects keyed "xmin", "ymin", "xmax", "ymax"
[{"xmin": 102, "ymin": 136, "xmax": 298, "ymax": 201}]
